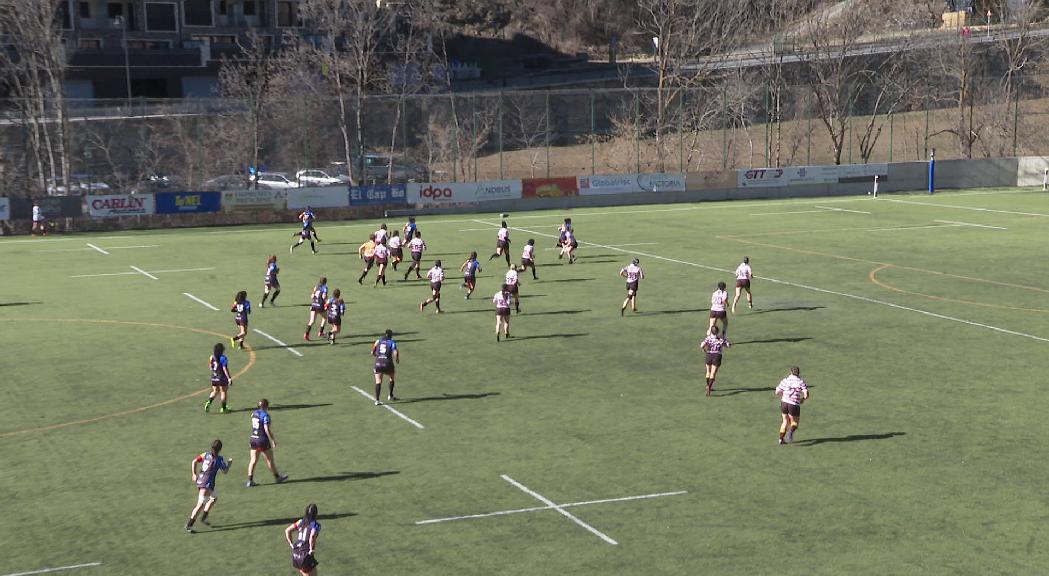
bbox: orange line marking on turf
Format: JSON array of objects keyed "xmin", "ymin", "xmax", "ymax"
[
  {"xmin": 717, "ymin": 234, "xmax": 1049, "ymax": 295},
  {"xmin": 868, "ymin": 264, "xmax": 1049, "ymax": 313},
  {"xmin": 0, "ymin": 318, "xmax": 256, "ymax": 439}
]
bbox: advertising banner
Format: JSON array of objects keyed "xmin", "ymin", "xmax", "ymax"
[
  {"xmin": 406, "ymin": 181, "xmax": 522, "ymax": 205},
  {"xmin": 221, "ymin": 188, "xmax": 286, "ymax": 211},
  {"xmin": 578, "ymin": 173, "xmax": 686, "ymax": 195},
  {"xmin": 521, "ymin": 177, "xmax": 578, "ymax": 198},
  {"xmin": 0, "ymin": 197, "xmax": 8, "ymax": 221},
  {"xmin": 155, "ymin": 191, "xmax": 222, "ymax": 214},
  {"xmin": 737, "ymin": 166, "xmax": 838, "ymax": 188},
  {"xmin": 350, "ymin": 184, "xmax": 407, "ymax": 206},
  {"xmin": 286, "ymin": 187, "xmax": 349, "ymax": 210},
  {"xmin": 88, "ymin": 194, "xmax": 155, "ymax": 217},
  {"xmin": 838, "ymin": 163, "xmax": 888, "ymax": 181}
]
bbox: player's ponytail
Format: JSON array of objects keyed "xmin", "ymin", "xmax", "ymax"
[
  {"xmin": 211, "ymin": 439, "xmax": 223, "ymax": 455},
  {"xmin": 304, "ymin": 503, "xmax": 318, "ymax": 524},
  {"xmin": 214, "ymin": 343, "xmax": 225, "ymax": 357}
]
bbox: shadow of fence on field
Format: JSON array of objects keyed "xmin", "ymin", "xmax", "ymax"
[
  {"xmin": 524, "ymin": 309, "xmax": 590, "ymax": 316},
  {"xmin": 796, "ymin": 432, "xmax": 906, "ymax": 446},
  {"xmin": 340, "ymin": 331, "xmax": 418, "ymax": 339},
  {"xmin": 505, "ymin": 332, "xmax": 588, "ymax": 341},
  {"xmin": 638, "ymin": 308, "xmax": 706, "ymax": 316},
  {"xmin": 714, "ymin": 387, "xmax": 776, "ymax": 397},
  {"xmin": 0, "ymin": 301, "xmax": 42, "ymax": 307},
  {"xmin": 536, "ymin": 278, "xmax": 594, "ymax": 283},
  {"xmin": 731, "ymin": 337, "xmax": 812, "ymax": 345},
  {"xmin": 747, "ymin": 306, "xmax": 826, "ymax": 315},
  {"xmin": 281, "ymin": 470, "xmax": 401, "ymax": 485},
  {"xmin": 395, "ymin": 392, "xmax": 501, "ymax": 404},
  {"xmin": 231, "ymin": 403, "xmax": 333, "ymax": 413},
  {"xmin": 348, "ymin": 338, "xmax": 425, "ymax": 346},
  {"xmin": 209, "ymin": 511, "xmax": 358, "ymax": 532}
]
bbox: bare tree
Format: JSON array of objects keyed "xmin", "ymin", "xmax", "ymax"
[
  {"xmin": 507, "ymin": 94, "xmax": 551, "ymax": 178},
  {"xmin": 218, "ymin": 30, "xmax": 282, "ymax": 188},
  {"xmin": 0, "ymin": 0, "xmax": 71, "ymax": 194}
]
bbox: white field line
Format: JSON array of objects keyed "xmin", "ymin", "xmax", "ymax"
[
  {"xmin": 1, "ymin": 563, "xmax": 102, "ymax": 576},
  {"xmin": 750, "ymin": 209, "xmax": 829, "ymax": 216},
  {"xmin": 69, "ymin": 271, "xmax": 137, "ymax": 278},
  {"xmin": 501, "ymin": 475, "xmax": 618, "ymax": 545},
  {"xmin": 885, "ymin": 198, "xmax": 1049, "ymax": 217},
  {"xmin": 416, "ymin": 490, "xmax": 688, "ymax": 525},
  {"xmin": 814, "ymin": 205, "xmax": 871, "ymax": 214},
  {"xmin": 151, "ymin": 267, "xmax": 215, "ymax": 274},
  {"xmin": 38, "ymin": 244, "xmax": 157, "ymax": 253},
  {"xmin": 106, "ymin": 244, "xmax": 160, "ymax": 250},
  {"xmin": 183, "ymin": 292, "xmax": 219, "ymax": 311},
  {"xmin": 252, "ymin": 328, "xmax": 304, "ymax": 357},
  {"xmin": 863, "ymin": 223, "xmax": 962, "ymax": 232},
  {"xmin": 473, "ymin": 219, "xmax": 1049, "ymax": 344},
  {"xmin": 603, "ymin": 242, "xmax": 659, "ymax": 247},
  {"xmin": 933, "ymin": 219, "xmax": 1008, "ymax": 230},
  {"xmin": 69, "ymin": 266, "xmax": 214, "ymax": 278},
  {"xmin": 129, "ymin": 265, "xmax": 158, "ymax": 280},
  {"xmin": 349, "ymin": 385, "xmax": 425, "ymax": 429},
  {"xmin": 458, "ymin": 228, "xmax": 495, "ymax": 232},
  {"xmin": 85, "ymin": 243, "xmax": 109, "ymax": 255}
]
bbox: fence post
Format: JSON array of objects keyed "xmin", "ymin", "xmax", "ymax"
[
  {"xmin": 721, "ymin": 82, "xmax": 728, "ymax": 171},
  {"xmin": 679, "ymin": 90, "xmax": 685, "ymax": 172},
  {"xmin": 923, "ymin": 102, "xmax": 930, "ymax": 159},
  {"xmin": 764, "ymin": 87, "xmax": 770, "ymax": 166},
  {"xmin": 848, "ymin": 104, "xmax": 853, "ymax": 165},
  {"xmin": 545, "ymin": 91, "xmax": 551, "ymax": 178},
  {"xmin": 452, "ymin": 96, "xmax": 459, "ymax": 183},
  {"xmin": 807, "ymin": 115, "xmax": 812, "ymax": 165},
  {"xmin": 472, "ymin": 96, "xmax": 478, "ymax": 182},
  {"xmin": 498, "ymin": 91, "xmax": 504, "ymax": 180},
  {"xmin": 888, "ymin": 111, "xmax": 894, "ymax": 163},
  {"xmin": 590, "ymin": 90, "xmax": 596, "ymax": 175},
  {"xmin": 1013, "ymin": 88, "xmax": 1020, "ymax": 156},
  {"xmin": 634, "ymin": 90, "xmax": 641, "ymax": 174}
]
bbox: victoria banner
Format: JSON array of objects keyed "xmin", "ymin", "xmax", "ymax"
[
  {"xmin": 155, "ymin": 191, "xmax": 222, "ymax": 214},
  {"xmin": 88, "ymin": 194, "xmax": 155, "ymax": 217},
  {"xmin": 406, "ymin": 181, "xmax": 522, "ymax": 205},
  {"xmin": 350, "ymin": 184, "xmax": 407, "ymax": 206}
]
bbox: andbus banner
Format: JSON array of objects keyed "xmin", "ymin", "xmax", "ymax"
[
  {"xmin": 221, "ymin": 189, "xmax": 286, "ymax": 211},
  {"xmin": 578, "ymin": 173, "xmax": 686, "ymax": 195},
  {"xmin": 88, "ymin": 194, "xmax": 155, "ymax": 217},
  {"xmin": 406, "ymin": 181, "xmax": 522, "ymax": 205}
]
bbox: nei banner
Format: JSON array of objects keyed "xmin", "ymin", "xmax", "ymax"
[
  {"xmin": 155, "ymin": 191, "xmax": 222, "ymax": 214},
  {"xmin": 88, "ymin": 194, "xmax": 156, "ymax": 217}
]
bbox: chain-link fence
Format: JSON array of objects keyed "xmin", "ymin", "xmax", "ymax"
[{"xmin": 4, "ymin": 77, "xmax": 1049, "ymax": 196}]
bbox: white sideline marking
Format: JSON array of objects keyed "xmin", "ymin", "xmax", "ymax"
[
  {"xmin": 603, "ymin": 242, "xmax": 659, "ymax": 247},
  {"xmin": 252, "ymin": 329, "xmax": 304, "ymax": 357},
  {"xmin": 85, "ymin": 243, "xmax": 109, "ymax": 255},
  {"xmin": 750, "ymin": 209, "xmax": 829, "ymax": 216},
  {"xmin": 863, "ymin": 223, "xmax": 962, "ymax": 232},
  {"xmin": 183, "ymin": 292, "xmax": 219, "ymax": 311},
  {"xmin": 107, "ymin": 244, "xmax": 159, "ymax": 250},
  {"xmin": 886, "ymin": 198, "xmax": 1049, "ymax": 217},
  {"xmin": 349, "ymin": 385, "xmax": 425, "ymax": 429},
  {"xmin": 69, "ymin": 271, "xmax": 137, "ymax": 278},
  {"xmin": 474, "ymin": 220, "xmax": 1049, "ymax": 345},
  {"xmin": 150, "ymin": 267, "xmax": 215, "ymax": 274},
  {"xmin": 815, "ymin": 205, "xmax": 871, "ymax": 214},
  {"xmin": 129, "ymin": 265, "xmax": 158, "ymax": 280},
  {"xmin": 69, "ymin": 266, "xmax": 214, "ymax": 278},
  {"xmin": 416, "ymin": 490, "xmax": 688, "ymax": 525},
  {"xmin": 933, "ymin": 219, "xmax": 1008, "ymax": 230},
  {"xmin": 501, "ymin": 475, "xmax": 618, "ymax": 545},
  {"xmin": 1, "ymin": 563, "xmax": 102, "ymax": 576},
  {"xmin": 458, "ymin": 227, "xmax": 497, "ymax": 232}
]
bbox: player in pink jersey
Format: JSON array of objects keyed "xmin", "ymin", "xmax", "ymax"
[
  {"xmin": 732, "ymin": 256, "xmax": 753, "ymax": 313},
  {"xmin": 517, "ymin": 239, "xmax": 538, "ymax": 280},
  {"xmin": 619, "ymin": 258, "xmax": 644, "ymax": 315},
  {"xmin": 488, "ymin": 220, "xmax": 511, "ymax": 268},
  {"xmin": 774, "ymin": 366, "xmax": 809, "ymax": 444},
  {"xmin": 700, "ymin": 325, "xmax": 728, "ymax": 396},
  {"xmin": 388, "ymin": 230, "xmax": 403, "ymax": 271},
  {"xmin": 504, "ymin": 267, "xmax": 521, "ymax": 314},
  {"xmin": 493, "ymin": 283, "xmax": 512, "ymax": 341},
  {"xmin": 708, "ymin": 281, "xmax": 729, "ymax": 337},
  {"xmin": 373, "ymin": 239, "xmax": 390, "ymax": 286},
  {"xmin": 420, "ymin": 260, "xmax": 444, "ymax": 314}
]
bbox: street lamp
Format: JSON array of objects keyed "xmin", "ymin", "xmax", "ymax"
[{"xmin": 112, "ymin": 15, "xmax": 131, "ymax": 107}]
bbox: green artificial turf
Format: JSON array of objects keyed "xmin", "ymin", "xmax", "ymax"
[{"xmin": 1, "ymin": 187, "xmax": 1047, "ymax": 575}]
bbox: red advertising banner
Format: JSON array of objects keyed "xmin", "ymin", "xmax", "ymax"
[{"xmin": 521, "ymin": 177, "xmax": 579, "ymax": 199}]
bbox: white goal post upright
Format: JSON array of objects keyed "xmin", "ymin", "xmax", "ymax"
[
  {"xmin": 1042, "ymin": 168, "xmax": 1047, "ymax": 192},
  {"xmin": 872, "ymin": 174, "xmax": 879, "ymax": 198}
]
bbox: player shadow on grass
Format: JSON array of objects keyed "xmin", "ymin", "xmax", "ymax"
[
  {"xmin": 0, "ymin": 301, "xmax": 42, "ymax": 306},
  {"xmin": 795, "ymin": 432, "xmax": 906, "ymax": 446},
  {"xmin": 504, "ymin": 332, "xmax": 588, "ymax": 341},
  {"xmin": 209, "ymin": 511, "xmax": 359, "ymax": 532},
  {"xmin": 348, "ymin": 337, "xmax": 425, "ymax": 346},
  {"xmin": 713, "ymin": 387, "xmax": 777, "ymax": 396},
  {"xmin": 230, "ymin": 403, "xmax": 333, "ymax": 413},
  {"xmin": 395, "ymin": 392, "xmax": 500, "ymax": 404},
  {"xmin": 729, "ymin": 337, "xmax": 812, "ymax": 345},
  {"xmin": 746, "ymin": 306, "xmax": 826, "ymax": 315},
  {"xmin": 636, "ymin": 308, "xmax": 706, "ymax": 315},
  {"xmin": 280, "ymin": 470, "xmax": 400, "ymax": 484},
  {"xmin": 524, "ymin": 309, "xmax": 591, "ymax": 316},
  {"xmin": 252, "ymin": 342, "xmax": 332, "ymax": 352},
  {"xmin": 537, "ymin": 278, "xmax": 594, "ymax": 283}
]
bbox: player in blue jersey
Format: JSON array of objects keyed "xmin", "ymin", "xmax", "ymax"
[
  {"xmin": 185, "ymin": 439, "xmax": 232, "ymax": 532},
  {"xmin": 204, "ymin": 343, "xmax": 233, "ymax": 414},
  {"xmin": 304, "ymin": 277, "xmax": 328, "ymax": 341},
  {"xmin": 286, "ymin": 503, "xmax": 321, "ymax": 576},
  {"xmin": 245, "ymin": 398, "xmax": 289, "ymax": 487},
  {"xmin": 230, "ymin": 291, "xmax": 251, "ymax": 350},
  {"xmin": 402, "ymin": 216, "xmax": 418, "ymax": 246},
  {"xmin": 291, "ymin": 207, "xmax": 321, "ymax": 254},
  {"xmin": 260, "ymin": 255, "xmax": 281, "ymax": 307},
  {"xmin": 371, "ymin": 329, "xmax": 400, "ymax": 405},
  {"xmin": 324, "ymin": 289, "xmax": 346, "ymax": 345},
  {"xmin": 459, "ymin": 251, "xmax": 481, "ymax": 299}
]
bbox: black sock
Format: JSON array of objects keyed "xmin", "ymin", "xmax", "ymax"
[
  {"xmin": 201, "ymin": 511, "xmax": 209, "ymax": 522},
  {"xmin": 389, "ymin": 381, "xmax": 395, "ymax": 397},
  {"xmin": 187, "ymin": 518, "xmax": 196, "ymax": 527},
  {"xmin": 271, "ymin": 290, "xmax": 279, "ymax": 303},
  {"xmin": 375, "ymin": 383, "xmax": 381, "ymax": 401},
  {"xmin": 310, "ymin": 241, "xmax": 316, "ymax": 251},
  {"xmin": 489, "ymin": 254, "xmax": 497, "ymax": 260}
]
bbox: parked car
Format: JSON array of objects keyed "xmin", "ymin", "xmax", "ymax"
[
  {"xmin": 253, "ymin": 172, "xmax": 301, "ymax": 190},
  {"xmin": 295, "ymin": 169, "xmax": 342, "ymax": 187},
  {"xmin": 130, "ymin": 173, "xmax": 186, "ymax": 194},
  {"xmin": 46, "ymin": 174, "xmax": 111, "ymax": 195},
  {"xmin": 202, "ymin": 175, "xmax": 251, "ymax": 191},
  {"xmin": 329, "ymin": 154, "xmax": 429, "ymax": 184}
]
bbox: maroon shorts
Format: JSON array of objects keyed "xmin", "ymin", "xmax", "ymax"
[
  {"xmin": 780, "ymin": 402, "xmax": 801, "ymax": 417},
  {"xmin": 293, "ymin": 550, "xmax": 318, "ymax": 571},
  {"xmin": 250, "ymin": 437, "xmax": 271, "ymax": 451},
  {"xmin": 521, "ymin": 258, "xmax": 533, "ymax": 267},
  {"xmin": 496, "ymin": 240, "xmax": 508, "ymax": 250},
  {"xmin": 376, "ymin": 257, "xmax": 387, "ymax": 265},
  {"xmin": 411, "ymin": 252, "xmax": 422, "ymax": 262},
  {"xmin": 497, "ymin": 308, "xmax": 511, "ymax": 317},
  {"xmin": 374, "ymin": 363, "xmax": 395, "ymax": 375},
  {"xmin": 265, "ymin": 280, "xmax": 280, "ymax": 289},
  {"xmin": 709, "ymin": 310, "xmax": 727, "ymax": 319},
  {"xmin": 430, "ymin": 281, "xmax": 442, "ymax": 293},
  {"xmin": 363, "ymin": 257, "xmax": 375, "ymax": 269},
  {"xmin": 327, "ymin": 317, "xmax": 341, "ymax": 327},
  {"xmin": 235, "ymin": 319, "xmax": 248, "ymax": 327},
  {"xmin": 508, "ymin": 284, "xmax": 519, "ymax": 295},
  {"xmin": 626, "ymin": 281, "xmax": 638, "ymax": 294},
  {"xmin": 736, "ymin": 279, "xmax": 751, "ymax": 289},
  {"xmin": 211, "ymin": 380, "xmax": 229, "ymax": 388},
  {"xmin": 311, "ymin": 304, "xmax": 324, "ymax": 313},
  {"xmin": 704, "ymin": 352, "xmax": 722, "ymax": 367},
  {"xmin": 392, "ymin": 248, "xmax": 403, "ymax": 258}
]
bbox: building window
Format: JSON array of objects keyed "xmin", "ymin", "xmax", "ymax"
[
  {"xmin": 144, "ymin": 2, "xmax": 177, "ymax": 31},
  {"xmin": 184, "ymin": 0, "xmax": 213, "ymax": 26},
  {"xmin": 218, "ymin": 1, "xmax": 227, "ymax": 16},
  {"xmin": 126, "ymin": 39, "xmax": 172, "ymax": 49},
  {"xmin": 57, "ymin": 1, "xmax": 73, "ymax": 29},
  {"xmin": 79, "ymin": 1, "xmax": 91, "ymax": 18},
  {"xmin": 243, "ymin": 1, "xmax": 256, "ymax": 16},
  {"xmin": 107, "ymin": 3, "xmax": 123, "ymax": 18},
  {"xmin": 277, "ymin": 1, "xmax": 300, "ymax": 27},
  {"xmin": 78, "ymin": 38, "xmax": 103, "ymax": 49}
]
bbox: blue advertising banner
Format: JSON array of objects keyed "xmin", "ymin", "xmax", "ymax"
[
  {"xmin": 155, "ymin": 191, "xmax": 222, "ymax": 214},
  {"xmin": 349, "ymin": 184, "xmax": 407, "ymax": 206}
]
